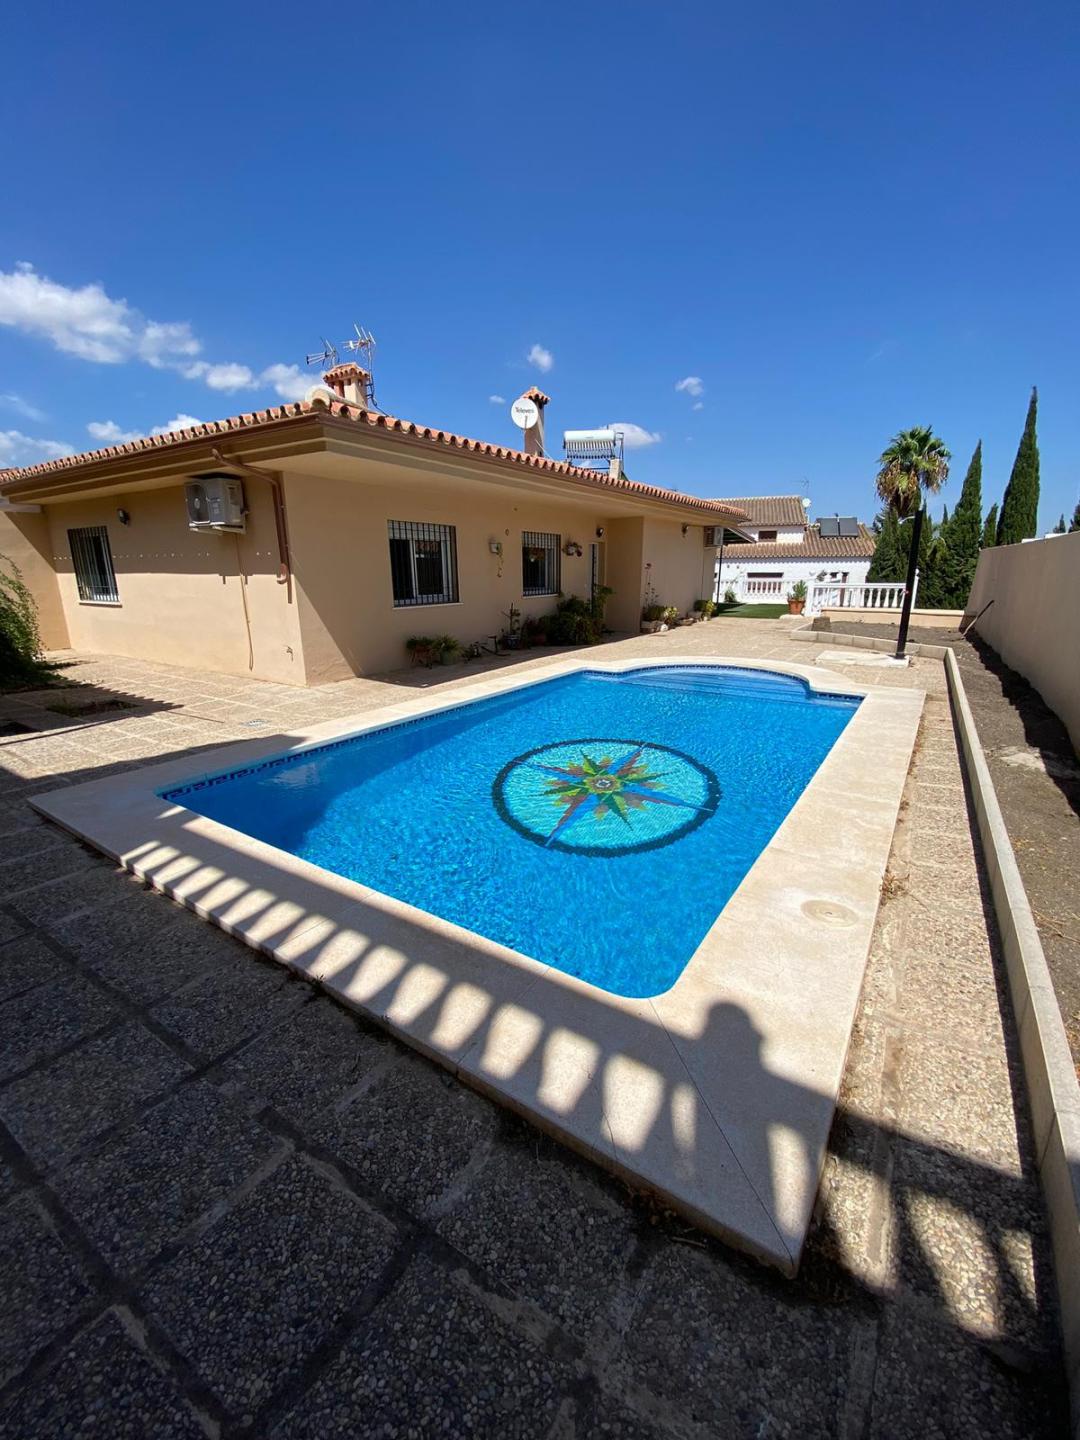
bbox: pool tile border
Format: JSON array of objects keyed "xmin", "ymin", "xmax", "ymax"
[{"xmin": 29, "ymin": 656, "xmax": 923, "ymax": 1275}]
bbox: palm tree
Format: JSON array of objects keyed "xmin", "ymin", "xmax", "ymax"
[{"xmin": 875, "ymin": 426, "xmax": 951, "ymax": 517}]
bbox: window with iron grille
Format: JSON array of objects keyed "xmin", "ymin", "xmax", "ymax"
[
  {"xmin": 387, "ymin": 520, "xmax": 459, "ymax": 607},
  {"xmin": 68, "ymin": 526, "xmax": 119, "ymax": 603},
  {"xmin": 521, "ymin": 531, "xmax": 560, "ymax": 596}
]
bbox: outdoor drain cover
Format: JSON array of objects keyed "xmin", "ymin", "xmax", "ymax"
[{"xmin": 801, "ymin": 899, "xmax": 857, "ymax": 928}]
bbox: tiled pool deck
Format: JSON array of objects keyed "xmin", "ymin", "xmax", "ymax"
[{"xmin": 0, "ymin": 619, "xmax": 1067, "ymax": 1437}]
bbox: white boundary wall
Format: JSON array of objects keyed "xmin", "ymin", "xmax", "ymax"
[{"xmin": 966, "ymin": 532, "xmax": 1080, "ymax": 756}]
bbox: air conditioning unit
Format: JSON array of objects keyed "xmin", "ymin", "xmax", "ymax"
[{"xmin": 185, "ymin": 474, "xmax": 246, "ymax": 532}]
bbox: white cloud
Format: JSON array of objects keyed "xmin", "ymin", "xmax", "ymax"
[
  {"xmin": 488, "ymin": 394, "xmax": 506, "ymax": 405},
  {"xmin": 0, "ymin": 429, "xmax": 74, "ymax": 465},
  {"xmin": 138, "ymin": 320, "xmax": 201, "ymax": 368},
  {"xmin": 151, "ymin": 414, "xmax": 202, "ymax": 436},
  {"xmin": 527, "ymin": 343, "xmax": 553, "ymax": 373},
  {"xmin": 608, "ymin": 421, "xmax": 662, "ymax": 450},
  {"xmin": 0, "ymin": 262, "xmax": 313, "ymax": 407},
  {"xmin": 692, "ymin": 401, "xmax": 704, "ymax": 411},
  {"xmin": 87, "ymin": 420, "xmax": 141, "ymax": 444},
  {"xmin": 259, "ymin": 363, "xmax": 310, "ymax": 402},
  {"xmin": 0, "ymin": 393, "xmax": 47, "ymax": 423},
  {"xmin": 0, "ymin": 262, "xmax": 199, "ymax": 367},
  {"xmin": 675, "ymin": 375, "xmax": 704, "ymax": 398},
  {"xmin": 199, "ymin": 362, "xmax": 258, "ymax": 392}
]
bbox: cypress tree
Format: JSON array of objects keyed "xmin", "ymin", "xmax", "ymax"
[
  {"xmin": 945, "ymin": 440, "xmax": 983, "ymax": 605},
  {"xmin": 1070, "ymin": 502, "xmax": 1080, "ymax": 533},
  {"xmin": 867, "ymin": 507, "xmax": 902, "ymax": 581},
  {"xmin": 1053, "ymin": 514, "xmax": 1066, "ymax": 534},
  {"xmin": 982, "ymin": 503, "xmax": 999, "ymax": 548},
  {"xmin": 996, "ymin": 388, "xmax": 1040, "ymax": 544}
]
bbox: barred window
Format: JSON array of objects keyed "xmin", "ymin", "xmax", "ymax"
[
  {"xmin": 68, "ymin": 526, "xmax": 119, "ymax": 603},
  {"xmin": 522, "ymin": 531, "xmax": 560, "ymax": 596},
  {"xmin": 388, "ymin": 520, "xmax": 459, "ymax": 607}
]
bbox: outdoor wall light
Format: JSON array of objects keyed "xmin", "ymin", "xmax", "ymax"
[
  {"xmin": 595, "ymin": 526, "xmax": 605, "ymax": 538},
  {"xmin": 682, "ymin": 523, "xmax": 689, "ymax": 536},
  {"xmin": 489, "ymin": 539, "xmax": 502, "ymax": 555},
  {"xmin": 117, "ymin": 508, "xmax": 131, "ymax": 526}
]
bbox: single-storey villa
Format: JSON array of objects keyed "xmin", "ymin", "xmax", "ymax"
[
  {"xmin": 0, "ymin": 372, "xmax": 749, "ymax": 686},
  {"xmin": 712, "ymin": 494, "xmax": 875, "ymax": 603}
]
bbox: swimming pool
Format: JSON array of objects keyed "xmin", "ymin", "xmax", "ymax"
[{"xmin": 163, "ymin": 665, "xmax": 860, "ymax": 997}]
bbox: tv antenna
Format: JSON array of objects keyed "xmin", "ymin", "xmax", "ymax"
[
  {"xmin": 344, "ymin": 324, "xmax": 376, "ymax": 404},
  {"xmin": 343, "ymin": 323, "xmax": 376, "ymax": 369},
  {"xmin": 304, "ymin": 337, "xmax": 339, "ymax": 370}
]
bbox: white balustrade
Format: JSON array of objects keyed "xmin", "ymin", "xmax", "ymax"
[
  {"xmin": 741, "ymin": 578, "xmax": 785, "ymax": 598},
  {"xmin": 807, "ymin": 574, "xmax": 918, "ymax": 615}
]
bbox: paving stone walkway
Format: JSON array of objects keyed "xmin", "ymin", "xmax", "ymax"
[{"xmin": 0, "ymin": 620, "xmax": 1067, "ymax": 1438}]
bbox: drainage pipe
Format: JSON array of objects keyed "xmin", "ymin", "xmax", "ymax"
[{"xmin": 210, "ymin": 448, "xmax": 293, "ymax": 603}]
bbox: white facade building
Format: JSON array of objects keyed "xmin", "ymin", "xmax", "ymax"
[{"xmin": 711, "ymin": 495, "xmax": 874, "ymax": 604}]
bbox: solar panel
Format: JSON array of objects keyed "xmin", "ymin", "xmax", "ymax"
[
  {"xmin": 837, "ymin": 516, "xmax": 860, "ymax": 537},
  {"xmin": 818, "ymin": 517, "xmax": 840, "ymax": 538}
]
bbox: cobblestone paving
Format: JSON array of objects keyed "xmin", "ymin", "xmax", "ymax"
[{"xmin": 0, "ymin": 621, "xmax": 1067, "ymax": 1437}]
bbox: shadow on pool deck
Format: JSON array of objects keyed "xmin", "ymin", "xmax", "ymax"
[{"xmin": 0, "ymin": 650, "xmax": 1068, "ymax": 1437}]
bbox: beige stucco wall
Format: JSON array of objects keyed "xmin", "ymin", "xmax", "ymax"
[
  {"xmin": 602, "ymin": 517, "xmax": 644, "ymax": 633},
  {"xmin": 14, "ymin": 448, "xmax": 722, "ymax": 686},
  {"xmin": 0, "ymin": 508, "xmax": 70, "ymax": 650},
  {"xmin": 286, "ymin": 472, "xmax": 608, "ymax": 680},
  {"xmin": 966, "ymin": 532, "xmax": 1080, "ymax": 755},
  {"xmin": 641, "ymin": 517, "xmax": 717, "ymax": 617},
  {"xmin": 285, "ymin": 472, "xmax": 717, "ymax": 680},
  {"xmin": 44, "ymin": 483, "xmax": 305, "ymax": 685}
]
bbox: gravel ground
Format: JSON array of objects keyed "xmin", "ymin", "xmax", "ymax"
[
  {"xmin": 0, "ymin": 624, "xmax": 1067, "ymax": 1438},
  {"xmin": 951, "ymin": 635, "xmax": 1080, "ymax": 1069},
  {"xmin": 812, "ymin": 618, "xmax": 1079, "ymax": 1069}
]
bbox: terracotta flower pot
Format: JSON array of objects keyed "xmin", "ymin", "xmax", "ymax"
[{"xmin": 788, "ymin": 599, "xmax": 805, "ymax": 614}]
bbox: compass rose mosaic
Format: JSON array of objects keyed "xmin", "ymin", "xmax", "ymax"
[{"xmin": 492, "ymin": 739, "xmax": 721, "ymax": 856}]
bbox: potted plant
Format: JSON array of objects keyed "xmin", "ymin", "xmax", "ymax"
[
  {"xmin": 434, "ymin": 634, "xmax": 461, "ymax": 665},
  {"xmin": 406, "ymin": 635, "xmax": 439, "ymax": 667},
  {"xmin": 787, "ymin": 580, "xmax": 807, "ymax": 615},
  {"xmin": 523, "ymin": 615, "xmax": 550, "ymax": 646},
  {"xmin": 641, "ymin": 603, "xmax": 668, "ymax": 633}
]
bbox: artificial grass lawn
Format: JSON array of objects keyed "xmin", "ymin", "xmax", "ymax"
[{"xmin": 712, "ymin": 603, "xmax": 788, "ymax": 619}]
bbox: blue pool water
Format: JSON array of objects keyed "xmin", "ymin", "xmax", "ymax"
[{"xmin": 164, "ymin": 666, "xmax": 860, "ymax": 998}]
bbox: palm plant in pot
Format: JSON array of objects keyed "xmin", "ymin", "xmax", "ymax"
[{"xmin": 787, "ymin": 580, "xmax": 808, "ymax": 615}]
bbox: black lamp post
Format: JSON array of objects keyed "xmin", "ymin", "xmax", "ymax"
[{"xmin": 893, "ymin": 505, "xmax": 925, "ymax": 661}]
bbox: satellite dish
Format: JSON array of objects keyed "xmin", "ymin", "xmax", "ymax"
[
  {"xmin": 511, "ymin": 396, "xmax": 539, "ymax": 430},
  {"xmin": 801, "ymin": 497, "xmax": 812, "ymax": 511}
]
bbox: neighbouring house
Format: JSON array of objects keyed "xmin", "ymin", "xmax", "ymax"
[
  {"xmin": 710, "ymin": 495, "xmax": 875, "ymax": 603},
  {"xmin": 0, "ymin": 373, "xmax": 749, "ymax": 686}
]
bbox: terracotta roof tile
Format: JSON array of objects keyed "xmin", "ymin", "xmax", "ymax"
[
  {"xmin": 710, "ymin": 494, "xmax": 808, "ymax": 527},
  {"xmin": 0, "ymin": 398, "xmax": 750, "ymax": 522},
  {"xmin": 720, "ymin": 524, "xmax": 875, "ymax": 559}
]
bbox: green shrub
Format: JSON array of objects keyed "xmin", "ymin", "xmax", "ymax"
[
  {"xmin": 693, "ymin": 598, "xmax": 715, "ymax": 617},
  {"xmin": 547, "ymin": 594, "xmax": 602, "ymax": 645},
  {"xmin": 0, "ymin": 556, "xmax": 52, "ymax": 690}
]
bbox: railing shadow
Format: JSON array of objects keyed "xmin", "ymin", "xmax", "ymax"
[{"xmin": 0, "ymin": 714, "xmax": 1068, "ymax": 1426}]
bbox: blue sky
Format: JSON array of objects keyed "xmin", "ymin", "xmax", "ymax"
[{"xmin": 2, "ymin": 1, "xmax": 1077, "ymax": 528}]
